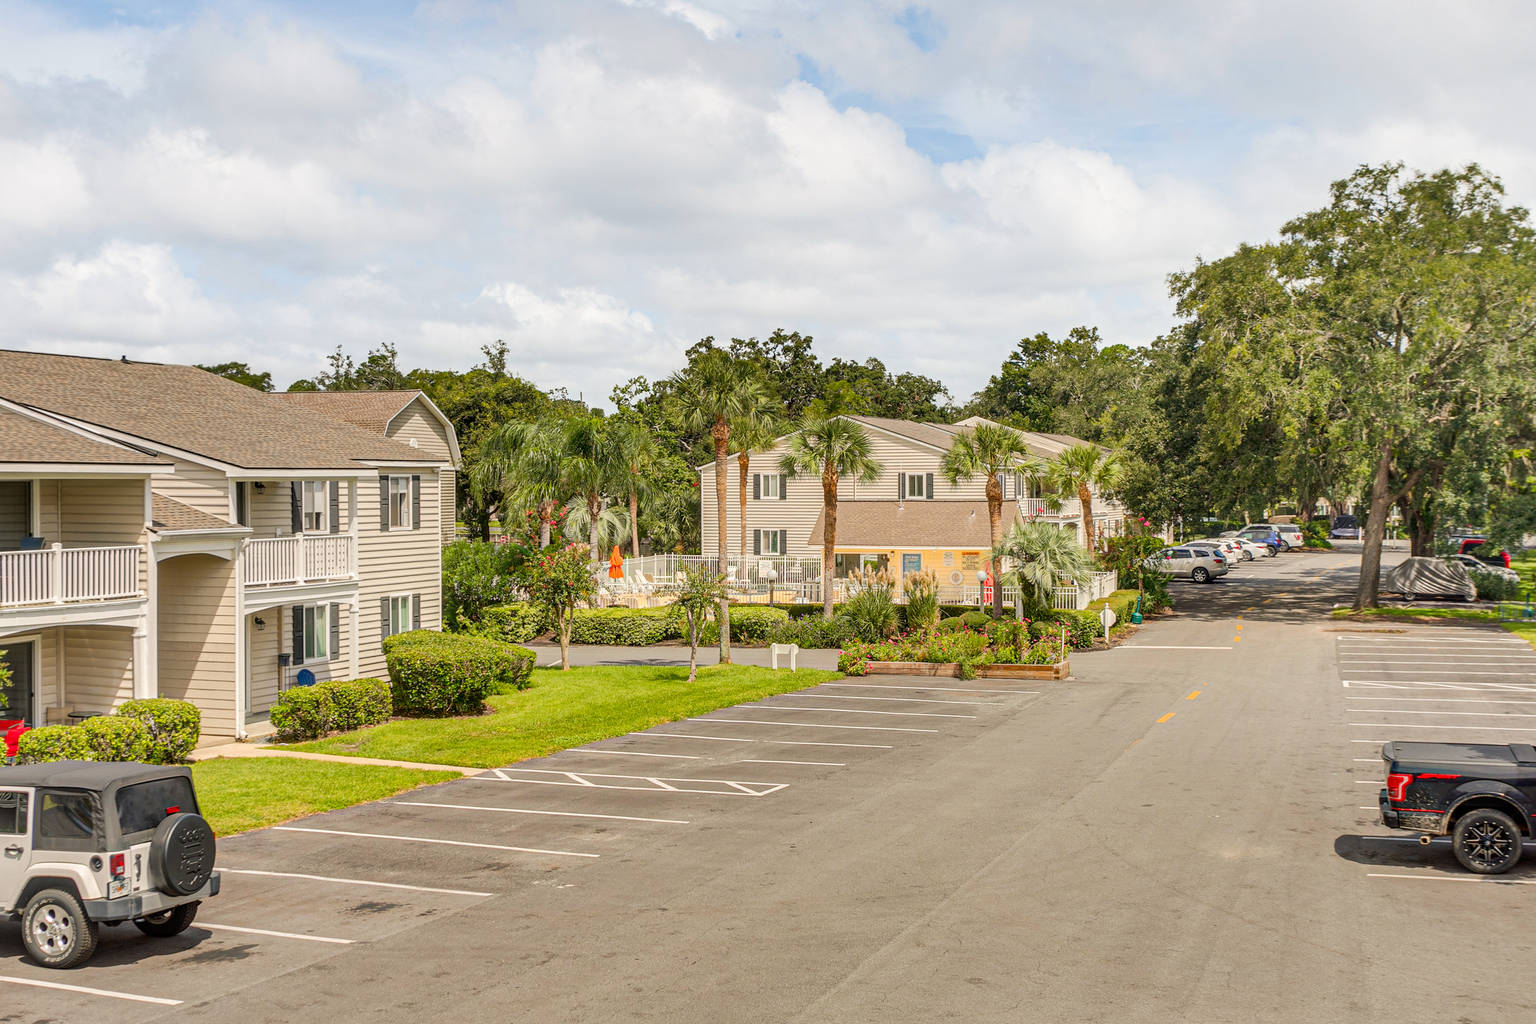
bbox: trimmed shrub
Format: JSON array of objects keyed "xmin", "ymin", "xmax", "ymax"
[
  {"xmin": 271, "ymin": 677, "xmax": 394, "ymax": 741},
  {"xmin": 68, "ymin": 716, "xmax": 153, "ymax": 762},
  {"xmin": 959, "ymin": 611, "xmax": 993, "ymax": 630},
  {"xmin": 16, "ymin": 725, "xmax": 74, "ymax": 764},
  {"xmin": 571, "ymin": 607, "xmax": 676, "ymax": 645},
  {"xmin": 459, "ymin": 602, "xmax": 549, "ymax": 643},
  {"xmin": 1053, "ymin": 610, "xmax": 1101, "ymax": 650},
  {"xmin": 116, "ymin": 698, "xmax": 200, "ymax": 764},
  {"xmin": 384, "ymin": 630, "xmax": 529, "ymax": 716},
  {"xmin": 933, "ymin": 616, "xmax": 965, "ymax": 635},
  {"xmin": 766, "ymin": 615, "xmax": 859, "ymax": 649},
  {"xmin": 701, "ymin": 605, "xmax": 791, "ymax": 644},
  {"xmin": 1471, "ymin": 570, "xmax": 1522, "ymax": 602}
]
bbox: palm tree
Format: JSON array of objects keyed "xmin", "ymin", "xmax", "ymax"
[
  {"xmin": 474, "ymin": 420, "xmax": 566, "ymax": 546},
  {"xmin": 670, "ymin": 350, "xmax": 769, "ymax": 664},
  {"xmin": 732, "ymin": 412, "xmax": 785, "ymax": 568},
  {"xmin": 609, "ymin": 420, "xmax": 659, "ymax": 556},
  {"xmin": 779, "ymin": 417, "xmax": 884, "ymax": 619},
  {"xmin": 1050, "ymin": 444, "xmax": 1121, "ymax": 554},
  {"xmin": 561, "ymin": 416, "xmax": 629, "ymax": 560},
  {"xmin": 562, "ymin": 496, "xmax": 631, "ymax": 550},
  {"xmin": 992, "ymin": 520, "xmax": 1095, "ymax": 618},
  {"xmin": 941, "ymin": 423, "xmax": 1042, "ymax": 617}
]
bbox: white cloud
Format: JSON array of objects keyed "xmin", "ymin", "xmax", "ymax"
[{"xmin": 0, "ymin": 138, "xmax": 92, "ymax": 238}]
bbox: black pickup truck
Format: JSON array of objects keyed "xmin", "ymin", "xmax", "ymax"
[{"xmin": 1379, "ymin": 741, "xmax": 1536, "ymax": 874}]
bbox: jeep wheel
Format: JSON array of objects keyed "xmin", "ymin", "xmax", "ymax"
[
  {"xmin": 1453, "ymin": 809, "xmax": 1523, "ymax": 874},
  {"xmin": 1192, "ymin": 567, "xmax": 1210, "ymax": 583},
  {"xmin": 135, "ymin": 902, "xmax": 199, "ymax": 938},
  {"xmin": 22, "ymin": 888, "xmax": 98, "ymax": 969},
  {"xmin": 151, "ymin": 812, "xmax": 216, "ymax": 896}
]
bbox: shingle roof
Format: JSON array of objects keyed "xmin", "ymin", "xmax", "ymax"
[
  {"xmin": 0, "ymin": 351, "xmax": 438, "ymax": 470},
  {"xmin": 807, "ymin": 501, "xmax": 1022, "ymax": 549},
  {"xmin": 0, "ymin": 406, "xmax": 170, "ymax": 466},
  {"xmin": 151, "ymin": 494, "xmax": 243, "ymax": 534},
  {"xmin": 847, "ymin": 415, "xmax": 1089, "ymax": 460},
  {"xmin": 273, "ymin": 390, "xmax": 421, "ymax": 433}
]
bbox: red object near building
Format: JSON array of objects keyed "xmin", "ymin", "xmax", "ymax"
[
  {"xmin": 982, "ymin": 570, "xmax": 995, "ymax": 606},
  {"xmin": 1, "ymin": 720, "xmax": 28, "ymax": 758}
]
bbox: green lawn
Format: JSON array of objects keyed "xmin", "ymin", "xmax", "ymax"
[
  {"xmin": 192, "ymin": 758, "xmax": 459, "ymax": 836},
  {"xmin": 284, "ymin": 664, "xmax": 842, "ymax": 768}
]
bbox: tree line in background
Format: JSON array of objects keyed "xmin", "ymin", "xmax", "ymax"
[{"xmin": 201, "ymin": 161, "xmax": 1536, "ymax": 610}]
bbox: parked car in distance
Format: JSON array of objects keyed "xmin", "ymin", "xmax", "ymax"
[
  {"xmin": 1146, "ymin": 546, "xmax": 1229, "ymax": 583},
  {"xmin": 1220, "ymin": 531, "xmax": 1277, "ymax": 557},
  {"xmin": 1189, "ymin": 538, "xmax": 1246, "ymax": 564},
  {"xmin": 1453, "ymin": 536, "xmax": 1512, "ymax": 569},
  {"xmin": 1236, "ymin": 524, "xmax": 1285, "ymax": 552},
  {"xmin": 1446, "ymin": 553, "xmax": 1519, "ymax": 584},
  {"xmin": 1379, "ymin": 741, "xmax": 1536, "ymax": 874},
  {"xmin": 1381, "ymin": 556, "xmax": 1478, "ymax": 602},
  {"xmin": 0, "ymin": 761, "xmax": 219, "ymax": 968},
  {"xmin": 1330, "ymin": 514, "xmax": 1361, "ymax": 540},
  {"xmin": 1274, "ymin": 523, "xmax": 1304, "ymax": 550}
]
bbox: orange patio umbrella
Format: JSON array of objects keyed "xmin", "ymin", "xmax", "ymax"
[{"xmin": 608, "ymin": 545, "xmax": 625, "ymax": 579}]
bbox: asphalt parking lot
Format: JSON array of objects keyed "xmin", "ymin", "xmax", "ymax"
[{"xmin": 0, "ymin": 677, "xmax": 1047, "ymax": 1019}]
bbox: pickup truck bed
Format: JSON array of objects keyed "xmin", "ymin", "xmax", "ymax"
[{"xmin": 1379, "ymin": 741, "xmax": 1536, "ymax": 873}]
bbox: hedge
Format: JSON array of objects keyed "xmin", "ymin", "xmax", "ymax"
[
  {"xmin": 459, "ymin": 602, "xmax": 549, "ymax": 644},
  {"xmin": 571, "ymin": 607, "xmax": 676, "ymax": 645},
  {"xmin": 384, "ymin": 630, "xmax": 536, "ymax": 716},
  {"xmin": 765, "ymin": 615, "xmax": 860, "ymax": 649},
  {"xmin": 701, "ymin": 606, "xmax": 791, "ymax": 644},
  {"xmin": 116, "ymin": 698, "xmax": 201, "ymax": 764},
  {"xmin": 270, "ymin": 678, "xmax": 393, "ymax": 741},
  {"xmin": 19, "ymin": 716, "xmax": 152, "ymax": 764}
]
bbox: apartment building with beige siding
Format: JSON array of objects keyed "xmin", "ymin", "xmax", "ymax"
[
  {"xmin": 0, "ymin": 353, "xmax": 459, "ymax": 740},
  {"xmin": 700, "ymin": 415, "xmax": 1126, "ymax": 587}
]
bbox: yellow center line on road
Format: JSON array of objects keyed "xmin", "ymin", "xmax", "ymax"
[
  {"xmin": 1262, "ymin": 598, "xmax": 1272, "ymax": 604},
  {"xmin": 1157, "ymin": 712, "xmax": 1176, "ymax": 723},
  {"xmin": 1186, "ymin": 690, "xmax": 1201, "ymax": 700}
]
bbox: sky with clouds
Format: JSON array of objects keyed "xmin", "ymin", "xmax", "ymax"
[{"xmin": 2, "ymin": 1, "xmax": 1534, "ymax": 404}]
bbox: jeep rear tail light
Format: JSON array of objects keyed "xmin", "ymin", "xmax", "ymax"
[
  {"xmin": 1387, "ymin": 773, "xmax": 1413, "ymax": 802},
  {"xmin": 109, "ymin": 853, "xmax": 125, "ymax": 878}
]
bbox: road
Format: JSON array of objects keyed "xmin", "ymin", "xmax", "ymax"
[{"xmin": 6, "ymin": 546, "xmax": 1534, "ymax": 1023}]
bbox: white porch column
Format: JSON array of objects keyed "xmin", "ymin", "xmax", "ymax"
[
  {"xmin": 348, "ymin": 597, "xmax": 360, "ymax": 680},
  {"xmin": 131, "ymin": 621, "xmax": 153, "ymax": 699},
  {"xmin": 233, "ymin": 539, "xmax": 248, "ymax": 739}
]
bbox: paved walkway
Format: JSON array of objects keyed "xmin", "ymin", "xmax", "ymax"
[
  {"xmin": 190, "ymin": 741, "xmax": 483, "ymax": 776},
  {"xmin": 526, "ymin": 642, "xmax": 841, "ymax": 670}
]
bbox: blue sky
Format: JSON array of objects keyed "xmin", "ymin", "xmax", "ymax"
[{"xmin": 2, "ymin": 0, "xmax": 1533, "ymax": 402}]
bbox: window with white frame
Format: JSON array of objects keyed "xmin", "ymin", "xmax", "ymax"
[
  {"xmin": 760, "ymin": 474, "xmax": 782, "ymax": 499},
  {"xmin": 388, "ymin": 475, "xmax": 412, "ymax": 529},
  {"xmin": 904, "ymin": 473, "xmax": 930, "ymax": 499},
  {"xmin": 304, "ymin": 604, "xmax": 330, "ymax": 661},
  {"xmin": 760, "ymin": 529, "xmax": 783, "ymax": 555},
  {"xmin": 301, "ymin": 481, "xmax": 329, "ymax": 532},
  {"xmin": 385, "ymin": 595, "xmax": 412, "ymax": 638}
]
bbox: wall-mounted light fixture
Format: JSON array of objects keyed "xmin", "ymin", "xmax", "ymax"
[
  {"xmin": 252, "ymin": 482, "xmax": 265, "ymax": 493},
  {"xmin": 253, "ymin": 616, "xmax": 265, "ymax": 630}
]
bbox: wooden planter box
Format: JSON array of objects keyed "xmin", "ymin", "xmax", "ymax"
[{"xmin": 862, "ymin": 660, "xmax": 1070, "ymax": 681}]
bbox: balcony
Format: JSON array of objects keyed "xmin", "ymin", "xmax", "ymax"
[
  {"xmin": 0, "ymin": 544, "xmax": 144, "ymax": 608},
  {"xmin": 243, "ymin": 534, "xmax": 356, "ymax": 588}
]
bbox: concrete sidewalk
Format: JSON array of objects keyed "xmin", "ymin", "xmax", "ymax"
[
  {"xmin": 190, "ymin": 741, "xmax": 483, "ymax": 776},
  {"xmin": 526, "ymin": 642, "xmax": 841, "ymax": 670}
]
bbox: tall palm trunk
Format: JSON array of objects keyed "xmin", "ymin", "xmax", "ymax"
[
  {"xmin": 538, "ymin": 498, "xmax": 555, "ymax": 547},
  {"xmin": 737, "ymin": 451, "xmax": 750, "ymax": 569},
  {"xmin": 986, "ymin": 471, "xmax": 1004, "ymax": 617},
  {"xmin": 587, "ymin": 491, "xmax": 602, "ymax": 559},
  {"xmin": 821, "ymin": 461, "xmax": 838, "ymax": 619},
  {"xmin": 713, "ymin": 418, "xmax": 732, "ymax": 664},
  {"xmin": 628, "ymin": 487, "xmax": 641, "ymax": 556},
  {"xmin": 1078, "ymin": 484, "xmax": 1095, "ymax": 552}
]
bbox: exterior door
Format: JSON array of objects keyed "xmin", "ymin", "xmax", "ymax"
[
  {"xmin": 0, "ymin": 641, "xmax": 35, "ymax": 726},
  {"xmin": 0, "ymin": 788, "xmax": 30, "ymax": 909}
]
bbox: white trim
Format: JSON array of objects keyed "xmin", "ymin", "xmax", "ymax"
[
  {"xmin": 0, "ymin": 599, "xmax": 146, "ymax": 634},
  {"xmin": 351, "ymin": 459, "xmax": 449, "ymax": 469},
  {"xmin": 385, "ymin": 394, "xmax": 463, "ymax": 468},
  {"xmin": 0, "ymin": 464, "xmax": 164, "ymax": 477},
  {"xmin": 151, "ymin": 534, "xmax": 242, "ymax": 560},
  {"xmin": 383, "ymin": 592, "xmax": 412, "ymax": 640},
  {"xmin": 0, "ymin": 634, "xmax": 42, "ymax": 727},
  {"xmin": 234, "ymin": 545, "xmax": 248, "ymax": 740},
  {"xmin": 242, "ymin": 580, "xmax": 359, "ymax": 614}
]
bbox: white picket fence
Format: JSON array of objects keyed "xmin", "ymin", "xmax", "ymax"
[
  {"xmin": 244, "ymin": 535, "xmax": 356, "ymax": 587},
  {"xmin": 0, "ymin": 544, "xmax": 143, "ymax": 607}
]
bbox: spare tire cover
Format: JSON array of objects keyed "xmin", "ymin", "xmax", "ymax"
[{"xmin": 151, "ymin": 812, "xmax": 216, "ymax": 896}]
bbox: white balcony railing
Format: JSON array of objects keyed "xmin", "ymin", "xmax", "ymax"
[
  {"xmin": 0, "ymin": 544, "xmax": 144, "ymax": 608},
  {"xmin": 1019, "ymin": 497, "xmax": 1068, "ymax": 517},
  {"xmin": 244, "ymin": 534, "xmax": 356, "ymax": 587}
]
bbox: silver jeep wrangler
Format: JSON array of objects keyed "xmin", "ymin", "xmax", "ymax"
[{"xmin": 0, "ymin": 761, "xmax": 219, "ymax": 968}]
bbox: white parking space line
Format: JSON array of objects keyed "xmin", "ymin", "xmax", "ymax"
[
  {"xmin": 573, "ymin": 749, "xmax": 702, "ymax": 759},
  {"xmin": 1351, "ymin": 709, "xmax": 1536, "ymax": 718},
  {"xmin": 795, "ymin": 694, "xmax": 1004, "ymax": 706},
  {"xmin": 692, "ymin": 718, "xmax": 940, "ymax": 733},
  {"xmin": 398, "ymin": 800, "xmax": 690, "ymax": 824},
  {"xmin": 1348, "ymin": 696, "xmax": 1536, "ymax": 705},
  {"xmin": 1353, "ymin": 758, "xmax": 1380, "ymax": 762},
  {"xmin": 646, "ymin": 733, "xmax": 895, "ymax": 748},
  {"xmin": 741, "ymin": 759, "xmax": 846, "ymax": 766},
  {"xmin": 0, "ymin": 976, "xmax": 182, "ymax": 1006},
  {"xmin": 483, "ymin": 767, "xmax": 788, "ymax": 796},
  {"xmin": 1352, "ymin": 739, "xmax": 1390, "ymax": 743},
  {"xmin": 1367, "ymin": 872, "xmax": 1536, "ymax": 886},
  {"xmin": 1111, "ymin": 645, "xmax": 1233, "ymax": 650},
  {"xmin": 1349, "ymin": 722, "xmax": 1536, "ymax": 732},
  {"xmin": 273, "ymin": 825, "xmax": 599, "ymax": 857},
  {"xmin": 1354, "ymin": 780, "xmax": 1381, "ymax": 784},
  {"xmin": 219, "ymin": 868, "xmax": 492, "ymax": 897},
  {"xmin": 1344, "ymin": 680, "xmax": 1536, "ymax": 691},
  {"xmin": 754, "ymin": 705, "xmax": 977, "ymax": 719},
  {"xmin": 1337, "ymin": 654, "xmax": 1536, "ymax": 660},
  {"xmin": 815, "ymin": 683, "xmax": 1037, "ymax": 695},
  {"xmin": 1339, "ymin": 669, "xmax": 1536, "ymax": 676},
  {"xmin": 200, "ymin": 923, "xmax": 354, "ymax": 945}
]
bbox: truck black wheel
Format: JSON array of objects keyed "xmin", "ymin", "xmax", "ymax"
[
  {"xmin": 134, "ymin": 902, "xmax": 199, "ymax": 937},
  {"xmin": 151, "ymin": 812, "xmax": 216, "ymax": 896},
  {"xmin": 1452, "ymin": 808, "xmax": 1523, "ymax": 874},
  {"xmin": 22, "ymin": 888, "xmax": 98, "ymax": 969}
]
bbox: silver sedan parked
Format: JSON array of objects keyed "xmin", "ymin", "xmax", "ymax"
[{"xmin": 1146, "ymin": 546, "xmax": 1230, "ymax": 583}]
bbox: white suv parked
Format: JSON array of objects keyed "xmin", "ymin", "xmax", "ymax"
[{"xmin": 0, "ymin": 761, "xmax": 219, "ymax": 968}]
